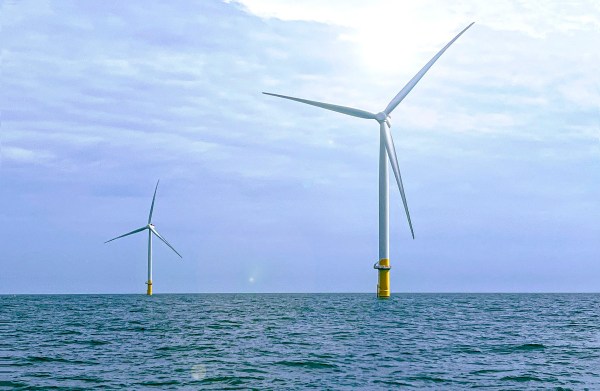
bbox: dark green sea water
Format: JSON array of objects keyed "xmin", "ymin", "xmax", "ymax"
[{"xmin": 1, "ymin": 294, "xmax": 600, "ymax": 390}]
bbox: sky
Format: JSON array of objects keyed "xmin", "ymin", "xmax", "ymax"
[{"xmin": 1, "ymin": 0, "xmax": 599, "ymax": 294}]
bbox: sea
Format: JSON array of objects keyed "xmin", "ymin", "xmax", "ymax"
[{"xmin": 1, "ymin": 293, "xmax": 599, "ymax": 390}]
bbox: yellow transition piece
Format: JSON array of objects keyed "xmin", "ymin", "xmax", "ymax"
[{"xmin": 377, "ymin": 258, "xmax": 390, "ymax": 298}]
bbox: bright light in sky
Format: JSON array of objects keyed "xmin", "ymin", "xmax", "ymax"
[
  {"xmin": 234, "ymin": 0, "xmax": 464, "ymax": 73},
  {"xmin": 235, "ymin": 0, "xmax": 600, "ymax": 78},
  {"xmin": 1, "ymin": 0, "xmax": 599, "ymax": 293}
]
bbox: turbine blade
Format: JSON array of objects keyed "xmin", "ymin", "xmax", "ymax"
[
  {"xmin": 105, "ymin": 226, "xmax": 148, "ymax": 244},
  {"xmin": 263, "ymin": 92, "xmax": 377, "ymax": 120},
  {"xmin": 384, "ymin": 22, "xmax": 475, "ymax": 115},
  {"xmin": 148, "ymin": 180, "xmax": 160, "ymax": 224},
  {"xmin": 380, "ymin": 124, "xmax": 415, "ymax": 239},
  {"xmin": 150, "ymin": 227, "xmax": 183, "ymax": 259}
]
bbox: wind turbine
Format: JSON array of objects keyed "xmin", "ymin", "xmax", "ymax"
[
  {"xmin": 105, "ymin": 180, "xmax": 182, "ymax": 295},
  {"xmin": 264, "ymin": 23, "xmax": 474, "ymax": 298}
]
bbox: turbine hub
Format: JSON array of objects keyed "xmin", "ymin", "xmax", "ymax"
[{"xmin": 375, "ymin": 112, "xmax": 391, "ymax": 127}]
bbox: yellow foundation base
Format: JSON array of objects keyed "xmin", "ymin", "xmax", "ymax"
[
  {"xmin": 146, "ymin": 281, "xmax": 153, "ymax": 296},
  {"xmin": 375, "ymin": 258, "xmax": 390, "ymax": 298}
]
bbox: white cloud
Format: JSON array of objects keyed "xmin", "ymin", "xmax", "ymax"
[
  {"xmin": 559, "ymin": 78, "xmax": 600, "ymax": 108},
  {"xmin": 397, "ymin": 104, "xmax": 519, "ymax": 134},
  {"xmin": 234, "ymin": 0, "xmax": 600, "ymax": 112},
  {"xmin": 1, "ymin": 146, "xmax": 55, "ymax": 165}
]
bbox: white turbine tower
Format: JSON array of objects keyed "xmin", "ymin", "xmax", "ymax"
[
  {"xmin": 105, "ymin": 180, "xmax": 182, "ymax": 295},
  {"xmin": 264, "ymin": 23, "xmax": 474, "ymax": 298}
]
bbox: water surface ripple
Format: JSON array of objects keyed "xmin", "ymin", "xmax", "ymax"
[{"xmin": 2, "ymin": 294, "xmax": 600, "ymax": 389}]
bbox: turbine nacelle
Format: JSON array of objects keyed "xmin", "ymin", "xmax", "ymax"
[{"xmin": 375, "ymin": 112, "xmax": 392, "ymax": 127}]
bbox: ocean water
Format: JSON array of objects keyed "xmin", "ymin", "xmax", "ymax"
[{"xmin": 1, "ymin": 294, "xmax": 600, "ymax": 390}]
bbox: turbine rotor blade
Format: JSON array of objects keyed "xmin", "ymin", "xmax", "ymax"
[
  {"xmin": 380, "ymin": 123, "xmax": 415, "ymax": 239},
  {"xmin": 384, "ymin": 22, "xmax": 475, "ymax": 115},
  {"xmin": 148, "ymin": 180, "xmax": 160, "ymax": 224},
  {"xmin": 150, "ymin": 227, "xmax": 183, "ymax": 258},
  {"xmin": 105, "ymin": 226, "xmax": 148, "ymax": 244},
  {"xmin": 263, "ymin": 92, "xmax": 377, "ymax": 120}
]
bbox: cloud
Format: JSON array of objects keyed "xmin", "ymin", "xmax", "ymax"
[{"xmin": 1, "ymin": 146, "xmax": 55, "ymax": 165}]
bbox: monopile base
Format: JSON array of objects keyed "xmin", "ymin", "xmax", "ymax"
[{"xmin": 374, "ymin": 259, "xmax": 391, "ymax": 298}]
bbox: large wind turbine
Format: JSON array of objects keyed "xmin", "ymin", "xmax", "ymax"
[
  {"xmin": 264, "ymin": 23, "xmax": 474, "ymax": 298},
  {"xmin": 105, "ymin": 180, "xmax": 182, "ymax": 295}
]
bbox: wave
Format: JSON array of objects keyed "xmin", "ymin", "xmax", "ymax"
[{"xmin": 274, "ymin": 360, "xmax": 338, "ymax": 369}]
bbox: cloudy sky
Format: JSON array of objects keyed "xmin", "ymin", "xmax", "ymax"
[{"xmin": 1, "ymin": 0, "xmax": 599, "ymax": 293}]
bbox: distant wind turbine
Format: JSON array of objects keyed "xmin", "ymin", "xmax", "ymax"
[
  {"xmin": 105, "ymin": 180, "xmax": 182, "ymax": 295},
  {"xmin": 264, "ymin": 23, "xmax": 474, "ymax": 298}
]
